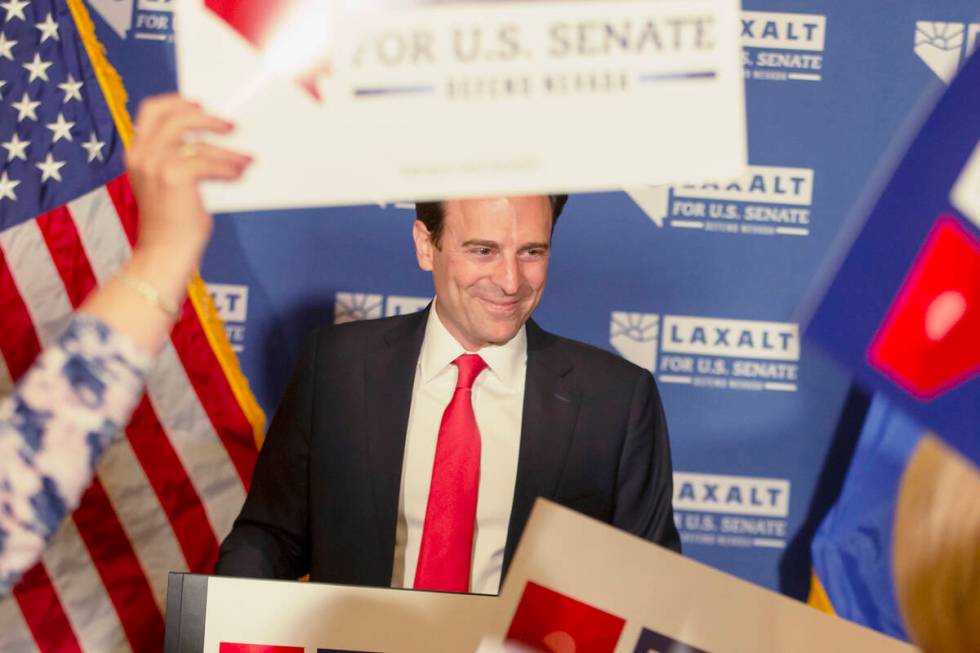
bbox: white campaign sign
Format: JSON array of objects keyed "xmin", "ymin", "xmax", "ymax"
[
  {"xmin": 482, "ymin": 500, "xmax": 916, "ymax": 653},
  {"xmin": 176, "ymin": 0, "xmax": 746, "ymax": 211},
  {"xmin": 201, "ymin": 576, "xmax": 495, "ymax": 652}
]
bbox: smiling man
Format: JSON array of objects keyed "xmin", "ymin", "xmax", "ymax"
[{"xmin": 216, "ymin": 195, "xmax": 680, "ymax": 594}]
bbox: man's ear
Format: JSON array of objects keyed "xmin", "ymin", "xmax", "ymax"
[{"xmin": 412, "ymin": 220, "xmax": 435, "ymax": 272}]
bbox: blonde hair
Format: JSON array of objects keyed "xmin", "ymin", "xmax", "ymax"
[{"xmin": 893, "ymin": 435, "xmax": 980, "ymax": 653}]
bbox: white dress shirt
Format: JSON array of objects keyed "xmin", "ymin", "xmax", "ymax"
[{"xmin": 390, "ymin": 301, "xmax": 526, "ymax": 595}]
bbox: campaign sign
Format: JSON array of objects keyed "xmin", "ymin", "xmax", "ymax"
[
  {"xmin": 165, "ymin": 573, "xmax": 494, "ymax": 652},
  {"xmin": 481, "ymin": 501, "xmax": 913, "ymax": 652},
  {"xmin": 802, "ymin": 50, "xmax": 980, "ymax": 466},
  {"xmin": 175, "ymin": 0, "xmax": 746, "ymax": 211}
]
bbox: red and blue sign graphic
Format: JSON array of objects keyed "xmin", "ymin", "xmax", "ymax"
[
  {"xmin": 506, "ymin": 582, "xmax": 626, "ymax": 652},
  {"xmin": 632, "ymin": 628, "xmax": 710, "ymax": 653},
  {"xmin": 804, "ymin": 50, "xmax": 980, "ymax": 465},
  {"xmin": 220, "ymin": 644, "xmax": 303, "ymax": 653},
  {"xmin": 221, "ymin": 643, "xmax": 374, "ymax": 653},
  {"xmin": 505, "ymin": 582, "xmax": 714, "ymax": 652},
  {"xmin": 203, "ymin": 0, "xmax": 330, "ymax": 99}
]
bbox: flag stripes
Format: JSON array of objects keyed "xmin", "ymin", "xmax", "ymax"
[
  {"xmin": 72, "ymin": 480, "xmax": 166, "ymax": 652},
  {"xmin": 91, "ymin": 427, "xmax": 188, "ymax": 610},
  {"xmin": 36, "ymin": 207, "xmax": 98, "ymax": 307},
  {"xmin": 123, "ymin": 396, "xmax": 216, "ymax": 575},
  {"xmin": 40, "ymin": 519, "xmax": 129, "ymax": 653},
  {"xmin": 14, "ymin": 203, "xmax": 163, "ymax": 653},
  {"xmin": 107, "ymin": 175, "xmax": 259, "ymax": 486},
  {"xmin": 0, "ymin": 592, "xmax": 39, "ymax": 652},
  {"xmin": 0, "ymin": 221, "xmax": 74, "ymax": 346},
  {"xmin": 11, "ymin": 563, "xmax": 83, "ymax": 653},
  {"xmin": 43, "ymin": 191, "xmax": 201, "ymax": 618},
  {"xmin": 66, "ymin": 183, "xmax": 226, "ymax": 573},
  {"xmin": 68, "ymin": 186, "xmax": 129, "ymax": 282},
  {"xmin": 0, "ymin": 184, "xmax": 259, "ymax": 650},
  {"xmin": 0, "ymin": 248, "xmax": 41, "ymax": 379}
]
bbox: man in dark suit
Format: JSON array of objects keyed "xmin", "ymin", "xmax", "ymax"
[{"xmin": 216, "ymin": 195, "xmax": 680, "ymax": 593}]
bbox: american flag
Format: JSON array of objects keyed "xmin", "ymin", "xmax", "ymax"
[{"xmin": 0, "ymin": 0, "xmax": 263, "ymax": 651}]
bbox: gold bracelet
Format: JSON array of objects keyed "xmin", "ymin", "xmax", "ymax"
[{"xmin": 115, "ymin": 270, "xmax": 182, "ymax": 320}]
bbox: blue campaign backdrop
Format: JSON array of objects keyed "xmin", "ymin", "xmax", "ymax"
[{"xmin": 85, "ymin": 0, "xmax": 980, "ymax": 598}]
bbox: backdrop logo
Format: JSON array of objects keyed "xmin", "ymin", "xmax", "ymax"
[
  {"xmin": 610, "ymin": 312, "xmax": 661, "ymax": 373},
  {"xmin": 914, "ymin": 21, "xmax": 980, "ymax": 84},
  {"xmin": 334, "ymin": 292, "xmax": 429, "ymax": 324},
  {"xmin": 610, "ymin": 312, "xmax": 800, "ymax": 392},
  {"xmin": 628, "ymin": 165, "xmax": 814, "ymax": 237},
  {"xmin": 88, "ymin": 0, "xmax": 175, "ymax": 42},
  {"xmin": 673, "ymin": 472, "xmax": 791, "ymax": 550},
  {"xmin": 207, "ymin": 283, "xmax": 249, "ymax": 353},
  {"xmin": 741, "ymin": 11, "xmax": 826, "ymax": 83}
]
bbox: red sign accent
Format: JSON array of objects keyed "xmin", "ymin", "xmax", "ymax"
[
  {"xmin": 219, "ymin": 644, "xmax": 304, "ymax": 653},
  {"xmin": 506, "ymin": 582, "xmax": 626, "ymax": 653},
  {"xmin": 203, "ymin": 0, "xmax": 326, "ymax": 100},
  {"xmin": 868, "ymin": 216, "xmax": 980, "ymax": 399}
]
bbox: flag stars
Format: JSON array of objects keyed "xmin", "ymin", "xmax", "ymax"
[
  {"xmin": 11, "ymin": 92, "xmax": 40, "ymax": 121},
  {"xmin": 46, "ymin": 112, "xmax": 74, "ymax": 143},
  {"xmin": 23, "ymin": 53, "xmax": 53, "ymax": 83},
  {"xmin": 36, "ymin": 153, "xmax": 66, "ymax": 183},
  {"xmin": 35, "ymin": 12, "xmax": 59, "ymax": 43},
  {"xmin": 2, "ymin": 133, "xmax": 28, "ymax": 161},
  {"xmin": 81, "ymin": 132, "xmax": 104, "ymax": 162},
  {"xmin": 0, "ymin": 171, "xmax": 19, "ymax": 201},
  {"xmin": 58, "ymin": 74, "xmax": 83, "ymax": 103},
  {"xmin": 0, "ymin": 32, "xmax": 16, "ymax": 61},
  {"xmin": 0, "ymin": 0, "xmax": 29, "ymax": 23}
]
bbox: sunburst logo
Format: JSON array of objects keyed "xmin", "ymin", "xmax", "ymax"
[
  {"xmin": 334, "ymin": 292, "xmax": 430, "ymax": 324},
  {"xmin": 334, "ymin": 292, "xmax": 385, "ymax": 323},
  {"xmin": 914, "ymin": 21, "xmax": 980, "ymax": 84},
  {"xmin": 609, "ymin": 312, "xmax": 661, "ymax": 373}
]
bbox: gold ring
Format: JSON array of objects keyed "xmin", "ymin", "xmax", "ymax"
[{"xmin": 179, "ymin": 143, "xmax": 198, "ymax": 158}]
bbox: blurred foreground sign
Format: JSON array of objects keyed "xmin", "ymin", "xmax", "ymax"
[
  {"xmin": 175, "ymin": 0, "xmax": 746, "ymax": 211},
  {"xmin": 802, "ymin": 50, "xmax": 980, "ymax": 466},
  {"xmin": 479, "ymin": 501, "xmax": 913, "ymax": 652},
  {"xmin": 164, "ymin": 573, "xmax": 494, "ymax": 652}
]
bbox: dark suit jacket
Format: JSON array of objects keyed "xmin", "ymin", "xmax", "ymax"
[{"xmin": 216, "ymin": 308, "xmax": 680, "ymax": 585}]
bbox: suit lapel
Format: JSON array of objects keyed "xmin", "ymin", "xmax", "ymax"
[
  {"xmin": 503, "ymin": 320, "xmax": 581, "ymax": 572},
  {"xmin": 362, "ymin": 307, "xmax": 429, "ymax": 581}
]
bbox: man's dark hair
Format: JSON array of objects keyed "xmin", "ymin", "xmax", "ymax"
[{"xmin": 415, "ymin": 195, "xmax": 569, "ymax": 248}]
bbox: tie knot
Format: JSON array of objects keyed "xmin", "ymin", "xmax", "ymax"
[{"xmin": 453, "ymin": 354, "xmax": 487, "ymax": 389}]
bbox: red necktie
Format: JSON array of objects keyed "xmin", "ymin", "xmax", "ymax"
[{"xmin": 414, "ymin": 354, "xmax": 487, "ymax": 592}]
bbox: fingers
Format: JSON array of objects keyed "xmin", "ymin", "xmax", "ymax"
[
  {"xmin": 182, "ymin": 142, "xmax": 251, "ymax": 167},
  {"xmin": 132, "ymin": 94, "xmax": 202, "ymax": 148},
  {"xmin": 146, "ymin": 110, "xmax": 234, "ymax": 153},
  {"xmin": 128, "ymin": 95, "xmax": 251, "ymax": 186},
  {"xmin": 155, "ymin": 143, "xmax": 252, "ymax": 188}
]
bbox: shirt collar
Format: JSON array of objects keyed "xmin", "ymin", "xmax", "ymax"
[{"xmin": 419, "ymin": 300, "xmax": 527, "ymax": 388}]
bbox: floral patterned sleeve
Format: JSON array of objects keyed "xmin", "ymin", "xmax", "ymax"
[{"xmin": 0, "ymin": 315, "xmax": 152, "ymax": 596}]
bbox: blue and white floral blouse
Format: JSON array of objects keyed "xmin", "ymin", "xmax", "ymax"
[{"xmin": 0, "ymin": 316, "xmax": 151, "ymax": 596}]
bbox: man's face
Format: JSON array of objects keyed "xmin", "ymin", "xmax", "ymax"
[{"xmin": 413, "ymin": 196, "xmax": 553, "ymax": 351}]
